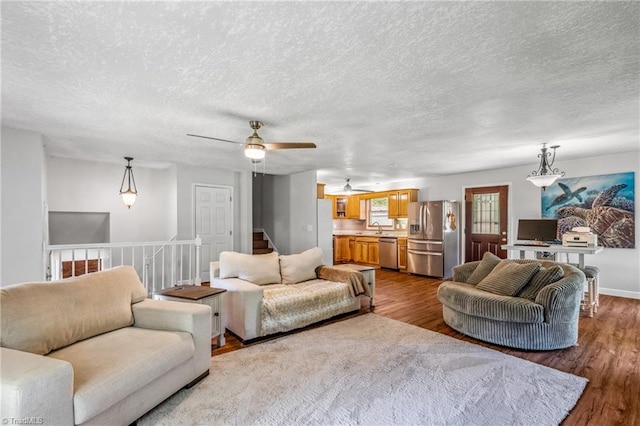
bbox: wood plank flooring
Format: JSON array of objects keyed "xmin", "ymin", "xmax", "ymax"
[{"xmin": 210, "ymin": 269, "xmax": 640, "ymax": 425}]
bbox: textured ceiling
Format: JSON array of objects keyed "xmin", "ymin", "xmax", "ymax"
[{"xmin": 2, "ymin": 1, "xmax": 639, "ymax": 193}]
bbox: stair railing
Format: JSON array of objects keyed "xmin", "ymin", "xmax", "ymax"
[{"xmin": 45, "ymin": 236, "xmax": 202, "ymax": 296}]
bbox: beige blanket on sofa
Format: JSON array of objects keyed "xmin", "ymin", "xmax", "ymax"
[{"xmin": 316, "ymin": 266, "xmax": 370, "ymax": 297}]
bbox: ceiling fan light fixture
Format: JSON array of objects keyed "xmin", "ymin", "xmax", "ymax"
[
  {"xmin": 245, "ymin": 143, "xmax": 266, "ymax": 160},
  {"xmin": 343, "ymin": 178, "xmax": 353, "ymax": 195}
]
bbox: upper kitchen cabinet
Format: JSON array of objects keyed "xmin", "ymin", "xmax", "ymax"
[
  {"xmin": 388, "ymin": 189, "xmax": 418, "ymax": 218},
  {"xmin": 346, "ymin": 195, "xmax": 360, "ymax": 219},
  {"xmin": 330, "ymin": 195, "xmax": 360, "ymax": 219}
]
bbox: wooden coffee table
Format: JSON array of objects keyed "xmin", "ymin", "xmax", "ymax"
[{"xmin": 153, "ymin": 285, "xmax": 226, "ymax": 347}]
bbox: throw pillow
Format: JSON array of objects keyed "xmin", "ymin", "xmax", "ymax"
[
  {"xmin": 517, "ymin": 265, "xmax": 565, "ymax": 300},
  {"xmin": 219, "ymin": 251, "xmax": 281, "ymax": 285},
  {"xmin": 279, "ymin": 247, "xmax": 324, "ymax": 284},
  {"xmin": 466, "ymin": 252, "xmax": 502, "ymax": 285},
  {"xmin": 477, "ymin": 260, "xmax": 542, "ymax": 296}
]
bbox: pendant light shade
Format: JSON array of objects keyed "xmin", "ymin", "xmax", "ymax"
[
  {"xmin": 119, "ymin": 157, "xmax": 138, "ymax": 208},
  {"xmin": 526, "ymin": 144, "xmax": 565, "ymax": 191}
]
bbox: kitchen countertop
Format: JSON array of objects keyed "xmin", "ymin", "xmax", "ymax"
[{"xmin": 333, "ymin": 231, "xmax": 408, "ymax": 238}]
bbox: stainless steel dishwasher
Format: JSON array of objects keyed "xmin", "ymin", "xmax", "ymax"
[{"xmin": 378, "ymin": 237, "xmax": 398, "ymax": 270}]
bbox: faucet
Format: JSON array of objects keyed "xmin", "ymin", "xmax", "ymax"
[{"xmin": 372, "ymin": 222, "xmax": 382, "ymax": 235}]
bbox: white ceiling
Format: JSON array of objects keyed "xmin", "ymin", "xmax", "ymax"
[{"xmin": 2, "ymin": 1, "xmax": 639, "ymax": 194}]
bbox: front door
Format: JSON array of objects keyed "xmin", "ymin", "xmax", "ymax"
[
  {"xmin": 195, "ymin": 185, "xmax": 233, "ymax": 281},
  {"xmin": 464, "ymin": 185, "xmax": 509, "ymax": 262}
]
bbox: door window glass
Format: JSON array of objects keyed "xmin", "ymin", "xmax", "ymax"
[{"xmin": 472, "ymin": 193, "xmax": 500, "ymax": 234}]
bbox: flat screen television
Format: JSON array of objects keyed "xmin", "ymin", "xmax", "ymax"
[{"xmin": 516, "ymin": 219, "xmax": 558, "ymax": 242}]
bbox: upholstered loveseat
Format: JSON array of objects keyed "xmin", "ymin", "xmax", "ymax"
[
  {"xmin": 437, "ymin": 253, "xmax": 586, "ymax": 350},
  {"xmin": 209, "ymin": 248, "xmax": 370, "ymax": 341},
  {"xmin": 0, "ymin": 266, "xmax": 211, "ymax": 425}
]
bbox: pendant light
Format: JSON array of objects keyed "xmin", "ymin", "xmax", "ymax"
[
  {"xmin": 119, "ymin": 157, "xmax": 138, "ymax": 208},
  {"xmin": 526, "ymin": 144, "xmax": 565, "ymax": 191}
]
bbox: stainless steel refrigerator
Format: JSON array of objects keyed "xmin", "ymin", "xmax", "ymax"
[{"xmin": 407, "ymin": 201, "xmax": 459, "ymax": 279}]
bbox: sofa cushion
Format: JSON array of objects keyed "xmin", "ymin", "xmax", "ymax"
[
  {"xmin": 477, "ymin": 260, "xmax": 541, "ymax": 296},
  {"xmin": 517, "ymin": 265, "xmax": 565, "ymax": 300},
  {"xmin": 260, "ymin": 279, "xmax": 357, "ymax": 336},
  {"xmin": 48, "ymin": 326, "xmax": 194, "ymax": 424},
  {"xmin": 219, "ymin": 251, "xmax": 281, "ymax": 285},
  {"xmin": 466, "ymin": 252, "xmax": 502, "ymax": 285},
  {"xmin": 0, "ymin": 266, "xmax": 147, "ymax": 355},
  {"xmin": 279, "ymin": 247, "xmax": 324, "ymax": 285},
  {"xmin": 437, "ymin": 281, "xmax": 544, "ymax": 323}
]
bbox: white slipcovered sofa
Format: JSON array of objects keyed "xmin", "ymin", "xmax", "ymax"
[
  {"xmin": 0, "ymin": 266, "xmax": 211, "ymax": 425},
  {"xmin": 209, "ymin": 248, "xmax": 370, "ymax": 341}
]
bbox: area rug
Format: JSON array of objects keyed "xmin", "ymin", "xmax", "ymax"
[{"xmin": 139, "ymin": 314, "xmax": 587, "ymax": 425}]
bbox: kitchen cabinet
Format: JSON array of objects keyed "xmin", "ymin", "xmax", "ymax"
[
  {"xmin": 330, "ymin": 195, "xmax": 360, "ymax": 219},
  {"xmin": 348, "ymin": 237, "xmax": 356, "ymax": 261},
  {"xmin": 346, "ymin": 195, "xmax": 360, "ymax": 219},
  {"xmin": 388, "ymin": 189, "xmax": 418, "ymax": 218},
  {"xmin": 398, "ymin": 237, "xmax": 407, "ymax": 271},
  {"xmin": 354, "ymin": 237, "xmax": 379, "ymax": 266},
  {"xmin": 333, "ymin": 236, "xmax": 352, "ymax": 262}
]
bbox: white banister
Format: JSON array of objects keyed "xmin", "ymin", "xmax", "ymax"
[{"xmin": 45, "ymin": 238, "xmax": 202, "ymax": 295}]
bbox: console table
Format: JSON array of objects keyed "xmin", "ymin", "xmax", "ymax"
[{"xmin": 501, "ymin": 245, "xmax": 604, "ymax": 269}]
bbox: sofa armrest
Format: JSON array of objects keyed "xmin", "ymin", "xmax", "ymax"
[
  {"xmin": 535, "ymin": 269, "xmax": 585, "ymax": 323},
  {"xmin": 452, "ymin": 261, "xmax": 480, "ymax": 283},
  {"xmin": 1, "ymin": 347, "xmax": 74, "ymax": 425},
  {"xmin": 210, "ymin": 261, "xmax": 220, "ymax": 280},
  {"xmin": 132, "ymin": 299, "xmax": 211, "ymax": 377},
  {"xmin": 210, "ymin": 277, "xmax": 264, "ymax": 340}
]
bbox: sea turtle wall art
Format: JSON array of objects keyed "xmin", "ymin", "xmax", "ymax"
[{"xmin": 541, "ymin": 172, "xmax": 635, "ymax": 248}]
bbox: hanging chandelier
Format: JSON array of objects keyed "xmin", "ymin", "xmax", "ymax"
[
  {"xmin": 119, "ymin": 157, "xmax": 138, "ymax": 208},
  {"xmin": 526, "ymin": 144, "xmax": 565, "ymax": 191}
]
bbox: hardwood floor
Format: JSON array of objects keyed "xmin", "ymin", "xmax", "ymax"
[{"xmin": 211, "ymin": 269, "xmax": 640, "ymax": 425}]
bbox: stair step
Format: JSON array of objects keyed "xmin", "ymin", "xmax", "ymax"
[
  {"xmin": 253, "ymin": 240, "xmax": 269, "ymax": 249},
  {"xmin": 253, "ymin": 232, "xmax": 264, "ymax": 241},
  {"xmin": 253, "ymin": 248, "xmax": 274, "ymax": 255}
]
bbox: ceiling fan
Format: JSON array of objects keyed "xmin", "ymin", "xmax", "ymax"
[
  {"xmin": 342, "ymin": 178, "xmax": 373, "ymax": 195},
  {"xmin": 187, "ymin": 121, "xmax": 316, "ymax": 161}
]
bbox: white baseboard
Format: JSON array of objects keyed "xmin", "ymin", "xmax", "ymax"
[{"xmin": 599, "ymin": 287, "xmax": 640, "ymax": 300}]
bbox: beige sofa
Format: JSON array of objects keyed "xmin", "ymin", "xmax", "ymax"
[
  {"xmin": 209, "ymin": 248, "xmax": 370, "ymax": 341},
  {"xmin": 0, "ymin": 266, "xmax": 211, "ymax": 425}
]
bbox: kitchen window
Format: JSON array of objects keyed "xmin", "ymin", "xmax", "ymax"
[{"xmin": 367, "ymin": 197, "xmax": 394, "ymax": 228}]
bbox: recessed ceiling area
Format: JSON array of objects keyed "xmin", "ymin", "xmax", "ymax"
[{"xmin": 1, "ymin": 2, "xmax": 638, "ymax": 192}]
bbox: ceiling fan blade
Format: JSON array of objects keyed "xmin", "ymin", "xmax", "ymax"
[
  {"xmin": 263, "ymin": 142, "xmax": 317, "ymax": 150},
  {"xmin": 186, "ymin": 134, "xmax": 243, "ymax": 145}
]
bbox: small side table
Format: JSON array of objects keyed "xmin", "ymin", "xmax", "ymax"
[
  {"xmin": 153, "ymin": 286, "xmax": 226, "ymax": 347},
  {"xmin": 333, "ymin": 264, "xmax": 376, "ymax": 307}
]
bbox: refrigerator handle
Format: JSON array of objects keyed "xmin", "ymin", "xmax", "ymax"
[{"xmin": 420, "ymin": 204, "xmax": 425, "ymax": 238}]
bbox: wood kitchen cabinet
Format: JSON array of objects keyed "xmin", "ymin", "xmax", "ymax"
[
  {"xmin": 354, "ymin": 237, "xmax": 379, "ymax": 266},
  {"xmin": 397, "ymin": 237, "xmax": 407, "ymax": 271},
  {"xmin": 346, "ymin": 195, "xmax": 360, "ymax": 219},
  {"xmin": 388, "ymin": 189, "xmax": 418, "ymax": 218},
  {"xmin": 330, "ymin": 195, "xmax": 360, "ymax": 219},
  {"xmin": 333, "ymin": 236, "xmax": 351, "ymax": 262}
]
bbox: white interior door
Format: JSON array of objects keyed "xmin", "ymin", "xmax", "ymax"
[{"xmin": 195, "ymin": 185, "xmax": 233, "ymax": 281}]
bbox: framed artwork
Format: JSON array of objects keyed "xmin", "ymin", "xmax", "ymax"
[{"xmin": 541, "ymin": 172, "xmax": 635, "ymax": 248}]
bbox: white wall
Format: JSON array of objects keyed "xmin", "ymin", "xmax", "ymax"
[
  {"xmin": 1, "ymin": 128, "xmax": 47, "ymax": 285},
  {"xmin": 47, "ymin": 157, "xmax": 174, "ymax": 243},
  {"xmin": 259, "ymin": 170, "xmax": 318, "ymax": 255},
  {"xmin": 407, "ymin": 151, "xmax": 640, "ymax": 299}
]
